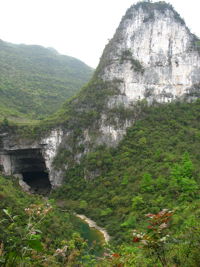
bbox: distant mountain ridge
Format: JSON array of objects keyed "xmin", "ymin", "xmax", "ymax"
[{"xmin": 0, "ymin": 40, "xmax": 93, "ymax": 121}]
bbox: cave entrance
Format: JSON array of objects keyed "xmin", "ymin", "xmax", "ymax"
[
  {"xmin": 8, "ymin": 148, "xmax": 52, "ymax": 195},
  {"xmin": 22, "ymin": 171, "xmax": 51, "ymax": 195}
]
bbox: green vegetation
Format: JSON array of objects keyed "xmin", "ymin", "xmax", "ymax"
[
  {"xmin": 2, "ymin": 56, "xmax": 200, "ymax": 266},
  {"xmin": 0, "ymin": 174, "xmax": 105, "ymax": 266},
  {"xmin": 51, "ymin": 100, "xmax": 200, "ymax": 265},
  {"xmin": 0, "ymin": 40, "xmax": 93, "ymax": 121},
  {"xmin": 120, "ymin": 50, "xmax": 144, "ymax": 73},
  {"xmin": 7, "ymin": 78, "xmax": 122, "ymax": 140},
  {"xmin": 194, "ymin": 38, "xmax": 200, "ymax": 54}
]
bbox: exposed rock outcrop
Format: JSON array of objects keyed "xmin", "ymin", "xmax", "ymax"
[
  {"xmin": 99, "ymin": 2, "xmax": 200, "ymax": 102},
  {"xmin": 0, "ymin": 128, "xmax": 63, "ymax": 188},
  {"xmin": 96, "ymin": 1, "xmax": 200, "ymax": 141}
]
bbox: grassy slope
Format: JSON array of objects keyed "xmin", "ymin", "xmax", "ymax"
[{"xmin": 0, "ymin": 40, "xmax": 93, "ymax": 121}]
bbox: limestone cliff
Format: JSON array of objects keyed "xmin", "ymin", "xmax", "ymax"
[
  {"xmin": 99, "ymin": 2, "xmax": 200, "ymax": 92},
  {"xmin": 96, "ymin": 1, "xmax": 200, "ymax": 142},
  {"xmin": 0, "ymin": 128, "xmax": 63, "ymax": 188}
]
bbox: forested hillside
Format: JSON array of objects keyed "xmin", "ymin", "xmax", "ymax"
[
  {"xmin": 0, "ymin": 40, "xmax": 93, "ymax": 121},
  {"xmin": 52, "ymin": 100, "xmax": 200, "ymax": 266},
  {"xmin": 2, "ymin": 101, "xmax": 200, "ymax": 266}
]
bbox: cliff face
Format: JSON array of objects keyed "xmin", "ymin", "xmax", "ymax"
[
  {"xmin": 92, "ymin": 2, "xmax": 200, "ymax": 145},
  {"xmin": 1, "ymin": 2, "xmax": 200, "ymax": 188},
  {"xmin": 98, "ymin": 2, "xmax": 200, "ymax": 105},
  {"xmin": 0, "ymin": 129, "xmax": 63, "ymax": 188}
]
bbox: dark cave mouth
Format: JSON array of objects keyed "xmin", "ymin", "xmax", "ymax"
[
  {"xmin": 7, "ymin": 148, "xmax": 52, "ymax": 195},
  {"xmin": 22, "ymin": 171, "xmax": 52, "ymax": 195}
]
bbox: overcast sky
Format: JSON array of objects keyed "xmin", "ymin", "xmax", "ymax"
[{"xmin": 0, "ymin": 0, "xmax": 199, "ymax": 68}]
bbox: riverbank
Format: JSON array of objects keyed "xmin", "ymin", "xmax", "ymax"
[{"xmin": 75, "ymin": 214, "xmax": 111, "ymax": 243}]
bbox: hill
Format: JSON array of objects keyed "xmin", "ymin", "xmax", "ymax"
[
  {"xmin": 33, "ymin": 0, "xmax": 200, "ymax": 186},
  {"xmin": 0, "ymin": 40, "xmax": 93, "ymax": 121}
]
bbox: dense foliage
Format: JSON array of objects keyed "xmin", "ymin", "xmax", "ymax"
[
  {"xmin": 0, "ymin": 40, "xmax": 93, "ymax": 121},
  {"xmin": 51, "ymin": 100, "xmax": 200, "ymax": 265},
  {"xmin": 2, "ymin": 66, "xmax": 200, "ymax": 266},
  {"xmin": 0, "ymin": 175, "xmax": 104, "ymax": 266}
]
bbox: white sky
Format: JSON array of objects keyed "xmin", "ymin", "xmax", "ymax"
[{"xmin": 0, "ymin": 0, "xmax": 199, "ymax": 68}]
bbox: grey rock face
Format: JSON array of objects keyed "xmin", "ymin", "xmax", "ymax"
[
  {"xmin": 94, "ymin": 2, "xmax": 200, "ymax": 143},
  {"xmin": 0, "ymin": 128, "xmax": 63, "ymax": 188},
  {"xmin": 98, "ymin": 2, "xmax": 200, "ymax": 105}
]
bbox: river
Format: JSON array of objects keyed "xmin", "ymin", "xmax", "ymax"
[
  {"xmin": 75, "ymin": 214, "xmax": 110, "ymax": 243},
  {"xmin": 69, "ymin": 213, "xmax": 110, "ymax": 256}
]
